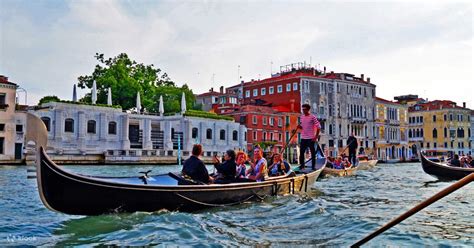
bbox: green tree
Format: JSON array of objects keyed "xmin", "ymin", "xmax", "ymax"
[
  {"xmin": 77, "ymin": 53, "xmax": 195, "ymax": 113},
  {"xmin": 38, "ymin": 95, "xmax": 60, "ymax": 105}
]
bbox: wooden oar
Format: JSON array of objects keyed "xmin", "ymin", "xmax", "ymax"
[
  {"xmin": 351, "ymin": 173, "xmax": 474, "ymax": 247},
  {"xmin": 279, "ymin": 128, "xmax": 298, "ymax": 156}
]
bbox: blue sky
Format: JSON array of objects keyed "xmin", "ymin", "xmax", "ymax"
[{"xmin": 1, "ymin": 0, "xmax": 472, "ymax": 108}]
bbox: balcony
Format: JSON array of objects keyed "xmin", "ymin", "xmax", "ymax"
[
  {"xmin": 0, "ymin": 103, "xmax": 9, "ymax": 110},
  {"xmin": 386, "ymin": 119, "xmax": 400, "ymax": 125},
  {"xmin": 349, "ymin": 116, "xmax": 367, "ymax": 123}
]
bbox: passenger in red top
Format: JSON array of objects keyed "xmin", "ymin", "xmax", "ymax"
[{"xmin": 297, "ymin": 103, "xmax": 321, "ymax": 170}]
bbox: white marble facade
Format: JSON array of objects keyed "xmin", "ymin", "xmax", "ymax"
[{"xmin": 33, "ymin": 102, "xmax": 246, "ymax": 157}]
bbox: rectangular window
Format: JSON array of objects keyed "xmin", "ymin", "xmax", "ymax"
[
  {"xmin": 269, "ymin": 86, "xmax": 274, "ymax": 94},
  {"xmin": 269, "ymin": 117, "xmax": 274, "ymax": 126},
  {"xmin": 0, "ymin": 93, "xmax": 6, "ymax": 110},
  {"xmin": 253, "ymin": 89, "xmax": 258, "ymax": 97},
  {"xmin": 293, "ymin": 82, "xmax": 298, "ymax": 91},
  {"xmin": 0, "ymin": 123, "xmax": 4, "ymax": 131},
  {"xmin": 263, "ymin": 132, "xmax": 267, "ymax": 141},
  {"xmin": 0, "ymin": 137, "xmax": 3, "ymax": 154},
  {"xmin": 253, "ymin": 131, "xmax": 257, "ymax": 141},
  {"xmin": 261, "ymin": 88, "xmax": 266, "ymax": 96},
  {"xmin": 278, "ymin": 118, "xmax": 282, "ymax": 127},
  {"xmin": 245, "ymin": 90, "xmax": 250, "ymax": 98},
  {"xmin": 252, "ymin": 115, "xmax": 257, "ymax": 125},
  {"xmin": 270, "ymin": 132, "xmax": 274, "ymax": 141},
  {"xmin": 279, "ymin": 133, "xmax": 282, "ymax": 141},
  {"xmin": 286, "ymin": 83, "xmax": 291, "ymax": 92},
  {"xmin": 16, "ymin": 125, "xmax": 23, "ymax": 133},
  {"xmin": 263, "ymin": 117, "xmax": 267, "ymax": 125},
  {"xmin": 277, "ymin": 85, "xmax": 283, "ymax": 93}
]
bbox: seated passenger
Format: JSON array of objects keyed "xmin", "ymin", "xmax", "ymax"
[
  {"xmin": 449, "ymin": 154, "xmax": 461, "ymax": 167},
  {"xmin": 268, "ymin": 153, "xmax": 291, "ymax": 176},
  {"xmin": 247, "ymin": 145, "xmax": 268, "ymax": 182},
  {"xmin": 468, "ymin": 155, "xmax": 474, "ymax": 168},
  {"xmin": 333, "ymin": 156, "xmax": 344, "ymax": 169},
  {"xmin": 213, "ymin": 150, "xmax": 237, "ymax": 184},
  {"xmin": 342, "ymin": 157, "xmax": 352, "ymax": 168},
  {"xmin": 235, "ymin": 151, "xmax": 248, "ymax": 179},
  {"xmin": 182, "ymin": 144, "xmax": 212, "ymax": 184}
]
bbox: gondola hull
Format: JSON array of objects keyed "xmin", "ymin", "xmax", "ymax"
[
  {"xmin": 37, "ymin": 147, "xmax": 325, "ymax": 215},
  {"xmin": 420, "ymin": 151, "xmax": 473, "ymax": 181}
]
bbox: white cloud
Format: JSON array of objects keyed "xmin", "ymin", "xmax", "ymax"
[{"xmin": 0, "ymin": 0, "xmax": 472, "ymax": 108}]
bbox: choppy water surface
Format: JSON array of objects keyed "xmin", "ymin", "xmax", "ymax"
[{"xmin": 0, "ymin": 163, "xmax": 472, "ymax": 246}]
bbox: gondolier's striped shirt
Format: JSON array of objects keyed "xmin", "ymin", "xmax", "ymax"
[{"xmin": 300, "ymin": 114, "xmax": 321, "ymax": 139}]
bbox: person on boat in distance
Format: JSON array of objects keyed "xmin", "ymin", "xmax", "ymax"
[
  {"xmin": 268, "ymin": 152, "xmax": 290, "ymax": 176},
  {"xmin": 297, "ymin": 103, "xmax": 321, "ymax": 170},
  {"xmin": 247, "ymin": 145, "xmax": 268, "ymax": 181},
  {"xmin": 467, "ymin": 155, "xmax": 474, "ymax": 168},
  {"xmin": 333, "ymin": 156, "xmax": 344, "ymax": 170},
  {"xmin": 347, "ymin": 132, "xmax": 358, "ymax": 165},
  {"xmin": 182, "ymin": 144, "xmax": 212, "ymax": 184},
  {"xmin": 448, "ymin": 154, "xmax": 461, "ymax": 167},
  {"xmin": 342, "ymin": 157, "xmax": 352, "ymax": 168},
  {"xmin": 235, "ymin": 151, "xmax": 248, "ymax": 179},
  {"xmin": 213, "ymin": 149, "xmax": 237, "ymax": 184}
]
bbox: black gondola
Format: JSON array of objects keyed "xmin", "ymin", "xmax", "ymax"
[
  {"xmin": 26, "ymin": 113, "xmax": 326, "ymax": 215},
  {"xmin": 420, "ymin": 150, "xmax": 474, "ymax": 181}
]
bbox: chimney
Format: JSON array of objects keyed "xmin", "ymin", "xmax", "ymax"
[
  {"xmin": 361, "ymin": 74, "xmax": 364, "ymax": 81},
  {"xmin": 210, "ymin": 87, "xmax": 213, "ymax": 92},
  {"xmin": 330, "ymin": 71, "xmax": 334, "ymax": 74},
  {"xmin": 324, "ymin": 66, "xmax": 326, "ymax": 74},
  {"xmin": 220, "ymin": 86, "xmax": 224, "ymax": 94},
  {"xmin": 367, "ymin": 77, "xmax": 371, "ymax": 83},
  {"xmin": 463, "ymin": 102, "xmax": 466, "ymax": 108}
]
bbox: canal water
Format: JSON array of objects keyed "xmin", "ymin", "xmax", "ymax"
[{"xmin": 0, "ymin": 163, "xmax": 472, "ymax": 246}]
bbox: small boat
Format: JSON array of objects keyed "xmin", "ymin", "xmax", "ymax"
[
  {"xmin": 25, "ymin": 113, "xmax": 326, "ymax": 215},
  {"xmin": 420, "ymin": 150, "xmax": 474, "ymax": 181},
  {"xmin": 356, "ymin": 156, "xmax": 378, "ymax": 170},
  {"xmin": 321, "ymin": 163, "xmax": 357, "ymax": 177}
]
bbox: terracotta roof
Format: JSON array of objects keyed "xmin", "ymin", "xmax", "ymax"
[
  {"xmin": 409, "ymin": 100, "xmax": 468, "ymax": 112},
  {"xmin": 196, "ymin": 91, "xmax": 225, "ymax": 97},
  {"xmin": 375, "ymin": 97, "xmax": 402, "ymax": 105}
]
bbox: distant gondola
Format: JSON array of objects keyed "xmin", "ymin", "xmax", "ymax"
[
  {"xmin": 420, "ymin": 150, "xmax": 473, "ymax": 181},
  {"xmin": 26, "ymin": 113, "xmax": 326, "ymax": 215}
]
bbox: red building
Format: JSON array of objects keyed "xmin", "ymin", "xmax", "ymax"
[{"xmin": 217, "ymin": 104, "xmax": 298, "ymax": 158}]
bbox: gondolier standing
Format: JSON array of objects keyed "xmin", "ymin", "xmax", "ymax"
[
  {"xmin": 297, "ymin": 104, "xmax": 321, "ymax": 170},
  {"xmin": 347, "ymin": 132, "xmax": 358, "ymax": 165}
]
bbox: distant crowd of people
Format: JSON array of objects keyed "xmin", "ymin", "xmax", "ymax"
[
  {"xmin": 181, "ymin": 144, "xmax": 291, "ymax": 184},
  {"xmin": 448, "ymin": 154, "xmax": 474, "ymax": 168}
]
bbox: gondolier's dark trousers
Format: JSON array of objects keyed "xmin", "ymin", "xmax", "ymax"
[
  {"xmin": 349, "ymin": 149, "xmax": 357, "ymax": 165},
  {"xmin": 300, "ymin": 139, "xmax": 316, "ymax": 169}
]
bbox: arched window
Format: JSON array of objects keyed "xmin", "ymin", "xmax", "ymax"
[
  {"xmin": 220, "ymin": 130, "xmax": 225, "ymax": 140},
  {"xmin": 87, "ymin": 120, "xmax": 96, "ymax": 134},
  {"xmin": 408, "ymin": 129, "xmax": 412, "ymax": 138},
  {"xmin": 108, "ymin": 121, "xmax": 117, "ymax": 135},
  {"xmin": 206, "ymin": 129, "xmax": 212, "ymax": 139},
  {"xmin": 192, "ymin": 128, "xmax": 198, "ymax": 139},
  {"xmin": 444, "ymin": 127, "xmax": 447, "ymax": 138},
  {"xmin": 433, "ymin": 115, "xmax": 436, "ymax": 122},
  {"xmin": 64, "ymin": 118, "xmax": 74, "ymax": 133},
  {"xmin": 232, "ymin": 130, "xmax": 238, "ymax": 141},
  {"xmin": 420, "ymin": 128, "xmax": 424, "ymax": 137},
  {"xmin": 41, "ymin": 117, "xmax": 51, "ymax": 132},
  {"xmin": 432, "ymin": 128, "xmax": 437, "ymax": 138}
]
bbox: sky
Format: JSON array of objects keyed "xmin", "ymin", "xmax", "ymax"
[{"xmin": 1, "ymin": 0, "xmax": 473, "ymax": 108}]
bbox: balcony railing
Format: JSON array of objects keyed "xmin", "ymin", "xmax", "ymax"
[{"xmin": 0, "ymin": 103, "xmax": 9, "ymax": 110}]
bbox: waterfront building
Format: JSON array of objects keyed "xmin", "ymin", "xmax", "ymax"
[
  {"xmin": 195, "ymin": 86, "xmax": 239, "ymax": 113},
  {"xmin": 215, "ymin": 104, "xmax": 299, "ymax": 161},
  {"xmin": 31, "ymin": 99, "xmax": 246, "ymax": 164},
  {"xmin": 407, "ymin": 100, "xmax": 471, "ymax": 156},
  {"xmin": 0, "ymin": 76, "xmax": 27, "ymax": 164},
  {"xmin": 374, "ymin": 97, "xmax": 409, "ymax": 162},
  {"xmin": 470, "ymin": 110, "xmax": 474, "ymax": 155},
  {"xmin": 227, "ymin": 63, "xmax": 377, "ymax": 158}
]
